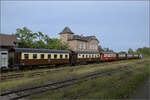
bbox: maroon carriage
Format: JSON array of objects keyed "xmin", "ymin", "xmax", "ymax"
[{"xmin": 100, "ymin": 52, "xmax": 117, "ymax": 61}]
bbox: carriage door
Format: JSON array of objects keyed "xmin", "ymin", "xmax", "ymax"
[
  {"xmin": 69, "ymin": 53, "xmax": 77, "ymax": 65},
  {"xmin": 0, "ymin": 51, "xmax": 8, "ymax": 68}
]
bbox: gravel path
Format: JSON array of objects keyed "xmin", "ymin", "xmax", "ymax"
[{"xmin": 130, "ymin": 76, "xmax": 150, "ymax": 100}]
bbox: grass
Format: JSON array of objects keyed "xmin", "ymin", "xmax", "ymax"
[
  {"xmin": 0, "ymin": 58, "xmax": 149, "ymax": 93},
  {"xmin": 0, "ymin": 58, "xmax": 147, "ymax": 77},
  {"xmin": 28, "ymin": 61, "xmax": 149, "ymax": 100}
]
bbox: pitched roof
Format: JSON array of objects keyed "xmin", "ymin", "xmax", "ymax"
[
  {"xmin": 0, "ymin": 33, "xmax": 20, "ymax": 47},
  {"xmin": 59, "ymin": 27, "xmax": 74, "ymax": 34},
  {"xmin": 68, "ymin": 35, "xmax": 99, "ymax": 42}
]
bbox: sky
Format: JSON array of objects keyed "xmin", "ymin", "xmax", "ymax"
[{"xmin": 1, "ymin": 1, "xmax": 149, "ymax": 52}]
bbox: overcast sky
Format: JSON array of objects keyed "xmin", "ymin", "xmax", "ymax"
[{"xmin": 1, "ymin": 1, "xmax": 149, "ymax": 52}]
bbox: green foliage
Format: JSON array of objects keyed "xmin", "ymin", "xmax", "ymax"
[
  {"xmin": 103, "ymin": 48, "xmax": 114, "ymax": 52},
  {"xmin": 104, "ymin": 48, "xmax": 109, "ymax": 52},
  {"xmin": 127, "ymin": 47, "xmax": 150, "ymax": 57},
  {"xmin": 29, "ymin": 60, "xmax": 150, "ymax": 99},
  {"xmin": 13, "ymin": 27, "xmax": 37, "ymax": 48},
  {"xmin": 13, "ymin": 27, "xmax": 71, "ymax": 50},
  {"xmin": 98, "ymin": 45, "xmax": 104, "ymax": 52},
  {"xmin": 136, "ymin": 47, "xmax": 150, "ymax": 57},
  {"xmin": 128, "ymin": 48, "xmax": 134, "ymax": 54}
]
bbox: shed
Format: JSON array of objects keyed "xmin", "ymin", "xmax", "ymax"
[{"xmin": 0, "ymin": 33, "xmax": 20, "ymax": 50}]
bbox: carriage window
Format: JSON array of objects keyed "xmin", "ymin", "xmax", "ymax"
[
  {"xmin": 1, "ymin": 53, "xmax": 7, "ymax": 55},
  {"xmin": 40, "ymin": 54, "xmax": 44, "ymax": 59},
  {"xmin": 24, "ymin": 54, "xmax": 29, "ymax": 59},
  {"xmin": 33, "ymin": 54, "xmax": 37, "ymax": 59},
  {"xmin": 48, "ymin": 54, "xmax": 51, "ymax": 59},
  {"xmin": 54, "ymin": 54, "xmax": 57, "ymax": 59},
  {"xmin": 89, "ymin": 55, "xmax": 91, "ymax": 58},
  {"xmin": 82, "ymin": 55, "xmax": 84, "ymax": 58},
  {"xmin": 65, "ymin": 55, "xmax": 68, "ymax": 58},
  {"xmin": 86, "ymin": 55, "xmax": 88, "ymax": 58},
  {"xmin": 60, "ymin": 55, "xmax": 63, "ymax": 59},
  {"xmin": 92, "ymin": 55, "xmax": 94, "ymax": 58}
]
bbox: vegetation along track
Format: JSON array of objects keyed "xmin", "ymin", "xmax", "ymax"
[
  {"xmin": 0, "ymin": 61, "xmax": 121, "ymax": 81},
  {"xmin": 0, "ymin": 59, "xmax": 146, "ymax": 81},
  {"xmin": 0, "ymin": 61, "xmax": 147, "ymax": 100}
]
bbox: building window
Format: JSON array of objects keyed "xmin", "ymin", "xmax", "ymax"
[
  {"xmin": 90, "ymin": 45, "xmax": 94, "ymax": 49},
  {"xmin": 83, "ymin": 43, "xmax": 85, "ymax": 49},
  {"xmin": 95, "ymin": 45, "xmax": 97, "ymax": 50},
  {"xmin": 40, "ymin": 54, "xmax": 44, "ymax": 59},
  {"xmin": 48, "ymin": 54, "xmax": 51, "ymax": 59},
  {"xmin": 1, "ymin": 53, "xmax": 7, "ymax": 55},
  {"xmin": 80, "ymin": 43, "xmax": 82, "ymax": 49},
  {"xmin": 24, "ymin": 54, "xmax": 29, "ymax": 59},
  {"xmin": 60, "ymin": 55, "xmax": 63, "ymax": 59},
  {"xmin": 33, "ymin": 54, "xmax": 37, "ymax": 59},
  {"xmin": 54, "ymin": 54, "xmax": 57, "ymax": 59},
  {"xmin": 78, "ymin": 43, "xmax": 85, "ymax": 49}
]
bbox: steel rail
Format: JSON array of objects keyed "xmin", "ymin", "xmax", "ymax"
[{"xmin": 0, "ymin": 63, "xmax": 144, "ymax": 100}]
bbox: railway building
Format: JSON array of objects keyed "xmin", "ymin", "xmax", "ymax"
[
  {"xmin": 0, "ymin": 33, "xmax": 20, "ymax": 69},
  {"xmin": 59, "ymin": 27, "xmax": 99, "ymax": 52},
  {"xmin": 0, "ymin": 33, "xmax": 20, "ymax": 50}
]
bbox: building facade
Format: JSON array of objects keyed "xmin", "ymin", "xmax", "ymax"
[{"xmin": 59, "ymin": 27, "xmax": 99, "ymax": 52}]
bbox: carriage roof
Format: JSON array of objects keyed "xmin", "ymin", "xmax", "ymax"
[
  {"xmin": 100, "ymin": 51, "xmax": 117, "ymax": 54},
  {"xmin": 11, "ymin": 48, "xmax": 71, "ymax": 53},
  {"xmin": 74, "ymin": 51, "xmax": 100, "ymax": 54}
]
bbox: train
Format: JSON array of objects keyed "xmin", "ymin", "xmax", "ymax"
[{"xmin": 0, "ymin": 48, "xmax": 141, "ymax": 70}]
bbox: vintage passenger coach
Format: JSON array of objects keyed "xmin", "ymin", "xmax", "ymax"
[
  {"xmin": 100, "ymin": 52, "xmax": 117, "ymax": 61},
  {"xmin": 0, "ymin": 47, "xmax": 140, "ymax": 70},
  {"xmin": 9, "ymin": 48, "xmax": 71, "ymax": 69},
  {"xmin": 74, "ymin": 51, "xmax": 100, "ymax": 64}
]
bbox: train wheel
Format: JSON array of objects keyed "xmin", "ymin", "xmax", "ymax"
[
  {"xmin": 19, "ymin": 66, "xmax": 24, "ymax": 70},
  {"xmin": 0, "ymin": 67, "xmax": 8, "ymax": 73}
]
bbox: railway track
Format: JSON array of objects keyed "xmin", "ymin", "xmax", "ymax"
[
  {"xmin": 0, "ymin": 63, "xmax": 144, "ymax": 100},
  {"xmin": 0, "ymin": 61, "xmax": 118, "ymax": 81},
  {"xmin": 0, "ymin": 59, "xmax": 146, "ymax": 81},
  {"xmin": 0, "ymin": 69, "xmax": 64, "ymax": 81}
]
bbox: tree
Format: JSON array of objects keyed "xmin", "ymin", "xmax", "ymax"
[
  {"xmin": 136, "ymin": 47, "xmax": 150, "ymax": 57},
  {"xmin": 104, "ymin": 48, "xmax": 109, "ymax": 52},
  {"xmin": 98, "ymin": 45, "xmax": 104, "ymax": 52},
  {"xmin": 13, "ymin": 27, "xmax": 37, "ymax": 48},
  {"xmin": 128, "ymin": 48, "xmax": 134, "ymax": 54},
  {"xmin": 103, "ymin": 48, "xmax": 114, "ymax": 52},
  {"xmin": 13, "ymin": 27, "xmax": 71, "ymax": 50}
]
